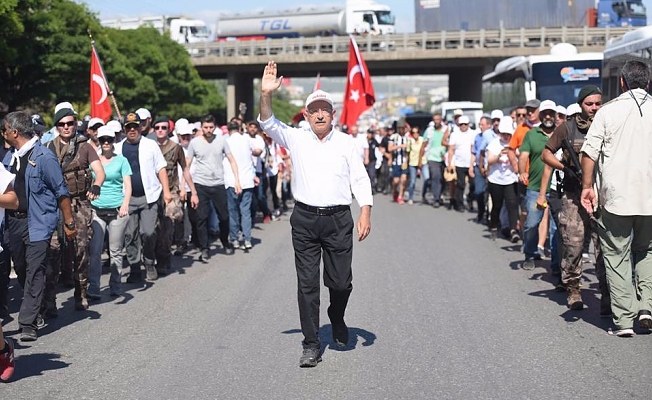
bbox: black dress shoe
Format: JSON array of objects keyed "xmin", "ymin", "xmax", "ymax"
[{"xmin": 299, "ymin": 347, "xmax": 322, "ymax": 368}]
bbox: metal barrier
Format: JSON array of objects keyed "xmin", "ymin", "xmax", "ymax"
[{"xmin": 186, "ymin": 27, "xmax": 632, "ymax": 58}]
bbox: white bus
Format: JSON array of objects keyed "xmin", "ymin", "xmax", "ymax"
[
  {"xmin": 602, "ymin": 26, "xmax": 652, "ymax": 101},
  {"xmin": 483, "ymin": 44, "xmax": 603, "ymax": 107}
]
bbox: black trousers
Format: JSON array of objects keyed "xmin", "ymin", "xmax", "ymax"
[
  {"xmin": 290, "ymin": 206, "xmax": 354, "ymax": 349},
  {"xmin": 0, "ymin": 231, "xmax": 11, "ymax": 315},
  {"xmin": 7, "ymin": 216, "xmax": 50, "ymax": 330},
  {"xmin": 196, "ymin": 184, "xmax": 229, "ymax": 249},
  {"xmin": 488, "ymin": 182, "xmax": 519, "ymax": 231}
]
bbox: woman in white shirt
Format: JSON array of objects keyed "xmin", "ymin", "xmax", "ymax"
[{"xmin": 486, "ymin": 117, "xmax": 520, "ymax": 242}]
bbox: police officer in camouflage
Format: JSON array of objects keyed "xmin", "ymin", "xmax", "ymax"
[
  {"xmin": 537, "ymin": 85, "xmax": 611, "ymax": 314},
  {"xmin": 152, "ymin": 117, "xmax": 198, "ymax": 275},
  {"xmin": 44, "ymin": 105, "xmax": 105, "ymax": 312}
]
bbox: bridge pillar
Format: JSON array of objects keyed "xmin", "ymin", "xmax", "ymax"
[
  {"xmin": 226, "ymin": 72, "xmax": 255, "ymax": 121},
  {"xmin": 448, "ymin": 67, "xmax": 484, "ymax": 102}
]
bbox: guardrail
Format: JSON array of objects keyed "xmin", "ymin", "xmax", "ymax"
[{"xmin": 186, "ymin": 27, "xmax": 632, "ymax": 58}]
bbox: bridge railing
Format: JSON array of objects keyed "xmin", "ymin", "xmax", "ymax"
[{"xmin": 186, "ymin": 27, "xmax": 632, "ymax": 58}]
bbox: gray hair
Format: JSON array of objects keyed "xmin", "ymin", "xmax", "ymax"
[
  {"xmin": 621, "ymin": 60, "xmax": 650, "ymax": 90},
  {"xmin": 3, "ymin": 111, "xmax": 35, "ymax": 139}
]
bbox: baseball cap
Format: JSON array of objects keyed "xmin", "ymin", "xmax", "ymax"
[
  {"xmin": 96, "ymin": 125, "xmax": 115, "ymax": 139},
  {"xmin": 490, "ymin": 109, "xmax": 504, "ymax": 120},
  {"xmin": 135, "ymin": 108, "xmax": 151, "ymax": 120},
  {"xmin": 31, "ymin": 114, "xmax": 47, "ymax": 133},
  {"xmin": 174, "ymin": 118, "xmax": 189, "ymax": 134},
  {"xmin": 106, "ymin": 120, "xmax": 122, "ymax": 133},
  {"xmin": 555, "ymin": 105, "xmax": 567, "ymax": 115},
  {"xmin": 539, "ymin": 100, "xmax": 556, "ymax": 112},
  {"xmin": 458, "ymin": 115, "xmax": 470, "ymax": 125},
  {"xmin": 567, "ymin": 103, "xmax": 581, "ymax": 115},
  {"xmin": 498, "ymin": 116, "xmax": 515, "ymax": 135},
  {"xmin": 305, "ymin": 90, "xmax": 334, "ymax": 109},
  {"xmin": 525, "ymin": 99, "xmax": 541, "ymax": 109},
  {"xmin": 176, "ymin": 123, "xmax": 194, "ymax": 136},
  {"xmin": 122, "ymin": 112, "xmax": 142, "ymax": 128},
  {"xmin": 453, "ymin": 109, "xmax": 464, "ymax": 117},
  {"xmin": 88, "ymin": 117, "xmax": 105, "ymax": 130}
]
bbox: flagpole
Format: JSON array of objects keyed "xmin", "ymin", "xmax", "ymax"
[{"xmin": 89, "ymin": 31, "xmax": 122, "ymax": 120}]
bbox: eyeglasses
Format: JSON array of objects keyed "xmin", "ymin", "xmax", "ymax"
[
  {"xmin": 307, "ymin": 107, "xmax": 333, "ymax": 115},
  {"xmin": 57, "ymin": 121, "xmax": 76, "ymax": 128},
  {"xmin": 98, "ymin": 137, "xmax": 114, "ymax": 144},
  {"xmin": 154, "ymin": 125, "xmax": 168, "ymax": 131},
  {"xmin": 459, "ymin": 123, "xmax": 469, "ymax": 126},
  {"xmin": 516, "ymin": 113, "xmax": 527, "ymax": 117}
]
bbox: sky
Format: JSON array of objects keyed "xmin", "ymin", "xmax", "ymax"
[{"xmin": 78, "ymin": 0, "xmax": 417, "ymax": 33}]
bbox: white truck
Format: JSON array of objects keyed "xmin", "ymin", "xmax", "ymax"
[
  {"xmin": 101, "ymin": 16, "xmax": 210, "ymax": 44},
  {"xmin": 216, "ymin": 0, "xmax": 395, "ymax": 40}
]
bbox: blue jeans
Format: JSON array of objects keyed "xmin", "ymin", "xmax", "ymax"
[
  {"xmin": 408, "ymin": 166, "xmax": 419, "ymax": 200},
  {"xmin": 227, "ymin": 187, "xmax": 253, "ymax": 242},
  {"xmin": 523, "ymin": 189, "xmax": 560, "ymax": 269}
]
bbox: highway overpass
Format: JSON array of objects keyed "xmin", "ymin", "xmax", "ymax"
[{"xmin": 187, "ymin": 27, "xmax": 631, "ymax": 119}]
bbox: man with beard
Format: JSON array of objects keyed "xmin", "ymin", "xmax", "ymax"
[
  {"xmin": 519, "ymin": 100, "xmax": 559, "ymax": 271},
  {"xmin": 538, "ymin": 86, "xmax": 610, "ymax": 313}
]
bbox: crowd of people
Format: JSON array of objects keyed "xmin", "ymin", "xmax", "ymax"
[
  {"xmin": 2, "ymin": 59, "xmax": 652, "ymax": 378},
  {"xmin": 0, "ymin": 102, "xmax": 296, "ymax": 379},
  {"xmin": 351, "ymin": 62, "xmax": 652, "ymax": 339}
]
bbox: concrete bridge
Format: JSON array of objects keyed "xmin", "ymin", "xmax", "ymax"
[{"xmin": 187, "ymin": 27, "xmax": 631, "ymax": 119}]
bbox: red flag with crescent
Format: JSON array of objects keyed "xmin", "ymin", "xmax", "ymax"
[
  {"xmin": 339, "ymin": 35, "xmax": 375, "ymax": 129},
  {"xmin": 90, "ymin": 45, "xmax": 112, "ymax": 122}
]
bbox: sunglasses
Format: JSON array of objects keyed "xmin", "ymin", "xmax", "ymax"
[
  {"xmin": 154, "ymin": 125, "xmax": 168, "ymax": 131},
  {"xmin": 459, "ymin": 123, "xmax": 469, "ymax": 126},
  {"xmin": 57, "ymin": 121, "xmax": 76, "ymax": 128},
  {"xmin": 516, "ymin": 113, "xmax": 527, "ymax": 117},
  {"xmin": 98, "ymin": 137, "xmax": 115, "ymax": 144}
]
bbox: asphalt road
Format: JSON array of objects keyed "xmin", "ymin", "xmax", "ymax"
[{"xmin": 2, "ymin": 194, "xmax": 651, "ymax": 399}]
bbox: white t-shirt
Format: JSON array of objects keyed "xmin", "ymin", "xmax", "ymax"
[
  {"xmin": 223, "ymin": 132, "xmax": 256, "ymax": 190},
  {"xmin": 0, "ymin": 168, "xmax": 16, "ymax": 252},
  {"xmin": 449, "ymin": 129, "xmax": 475, "ymax": 168},
  {"xmin": 486, "ymin": 137, "xmax": 518, "ymax": 185},
  {"xmin": 249, "ymin": 135, "xmax": 266, "ymax": 174},
  {"xmin": 352, "ymin": 134, "xmax": 369, "ymax": 163}
]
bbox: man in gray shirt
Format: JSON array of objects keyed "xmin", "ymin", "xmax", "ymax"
[{"xmin": 186, "ymin": 114, "xmax": 241, "ymax": 261}]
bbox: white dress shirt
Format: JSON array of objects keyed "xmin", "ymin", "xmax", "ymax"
[
  {"xmin": 258, "ymin": 115, "xmax": 373, "ymax": 208},
  {"xmin": 115, "ymin": 136, "xmax": 166, "ymax": 204}
]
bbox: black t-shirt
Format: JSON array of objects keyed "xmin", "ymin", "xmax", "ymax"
[
  {"xmin": 11, "ymin": 151, "xmax": 32, "ymax": 213},
  {"xmin": 368, "ymin": 138, "xmax": 379, "ymax": 163},
  {"xmin": 380, "ymin": 136, "xmax": 390, "ymax": 151},
  {"xmin": 122, "ymin": 141, "xmax": 145, "ymax": 197}
]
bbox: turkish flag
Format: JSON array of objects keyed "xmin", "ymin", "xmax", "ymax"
[
  {"xmin": 313, "ymin": 73, "xmax": 322, "ymax": 92},
  {"xmin": 90, "ymin": 46, "xmax": 112, "ymax": 122},
  {"xmin": 339, "ymin": 35, "xmax": 375, "ymax": 129}
]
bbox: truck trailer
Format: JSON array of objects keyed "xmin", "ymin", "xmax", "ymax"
[
  {"xmin": 101, "ymin": 16, "xmax": 210, "ymax": 44},
  {"xmin": 216, "ymin": 0, "xmax": 395, "ymax": 40}
]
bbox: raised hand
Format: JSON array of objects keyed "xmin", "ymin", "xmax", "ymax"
[{"xmin": 261, "ymin": 61, "xmax": 283, "ymax": 94}]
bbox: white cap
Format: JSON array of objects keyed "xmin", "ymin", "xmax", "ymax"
[
  {"xmin": 192, "ymin": 121, "xmax": 201, "ymax": 132},
  {"xmin": 88, "ymin": 117, "xmax": 105, "ymax": 129},
  {"xmin": 539, "ymin": 100, "xmax": 557, "ymax": 112},
  {"xmin": 54, "ymin": 101, "xmax": 77, "ymax": 115},
  {"xmin": 458, "ymin": 115, "xmax": 470, "ymax": 125},
  {"xmin": 176, "ymin": 123, "xmax": 194, "ymax": 136},
  {"xmin": 97, "ymin": 125, "xmax": 115, "ymax": 139},
  {"xmin": 174, "ymin": 118, "xmax": 189, "ymax": 134},
  {"xmin": 498, "ymin": 116, "xmax": 515, "ymax": 134},
  {"xmin": 567, "ymin": 103, "xmax": 581, "ymax": 115},
  {"xmin": 490, "ymin": 109, "xmax": 504, "ymax": 120},
  {"xmin": 106, "ymin": 120, "xmax": 122, "ymax": 133},
  {"xmin": 135, "ymin": 108, "xmax": 151, "ymax": 120},
  {"xmin": 305, "ymin": 90, "xmax": 333, "ymax": 108},
  {"xmin": 555, "ymin": 105, "xmax": 567, "ymax": 115},
  {"xmin": 428, "ymin": 121, "xmax": 435, "ymax": 127},
  {"xmin": 453, "ymin": 108, "xmax": 464, "ymax": 116}
]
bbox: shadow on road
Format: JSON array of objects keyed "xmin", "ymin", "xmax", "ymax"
[
  {"xmin": 282, "ymin": 324, "xmax": 377, "ymax": 351},
  {"xmin": 8, "ymin": 352, "xmax": 70, "ymax": 381}
]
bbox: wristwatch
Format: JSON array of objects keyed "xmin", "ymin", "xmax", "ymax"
[{"xmin": 65, "ymin": 221, "xmax": 75, "ymax": 230}]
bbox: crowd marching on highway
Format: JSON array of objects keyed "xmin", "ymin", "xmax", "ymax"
[{"xmin": 2, "ymin": 59, "xmax": 652, "ymax": 378}]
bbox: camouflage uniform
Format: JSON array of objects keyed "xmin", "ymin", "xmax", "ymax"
[
  {"xmin": 155, "ymin": 140, "xmax": 186, "ymax": 275},
  {"xmin": 550, "ymin": 117, "xmax": 611, "ymax": 312},
  {"xmin": 43, "ymin": 136, "xmax": 95, "ymax": 312}
]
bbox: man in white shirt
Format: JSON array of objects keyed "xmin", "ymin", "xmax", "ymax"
[
  {"xmin": 446, "ymin": 115, "xmax": 475, "ymax": 211},
  {"xmin": 258, "ymin": 61, "xmax": 372, "ymax": 368},
  {"xmin": 115, "ymin": 112, "xmax": 171, "ymax": 283},
  {"xmin": 224, "ymin": 121, "xmax": 261, "ymax": 250}
]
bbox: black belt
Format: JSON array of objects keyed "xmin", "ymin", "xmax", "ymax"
[
  {"xmin": 7, "ymin": 211, "xmax": 28, "ymax": 219},
  {"xmin": 296, "ymin": 202, "xmax": 349, "ymax": 216}
]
